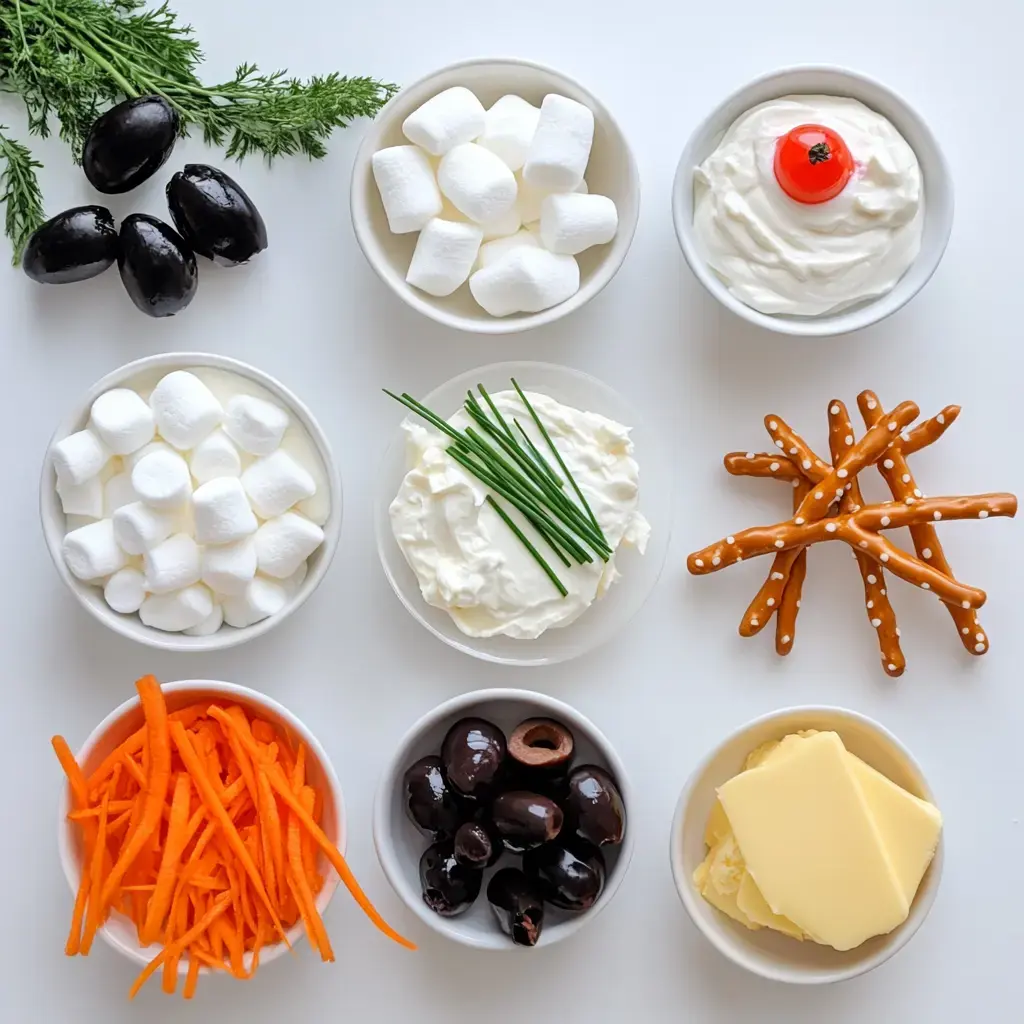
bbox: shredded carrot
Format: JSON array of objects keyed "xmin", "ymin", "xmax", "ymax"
[
  {"xmin": 183, "ymin": 951, "xmax": 201, "ymax": 1000},
  {"xmin": 141, "ymin": 773, "xmax": 190, "ymax": 945}
]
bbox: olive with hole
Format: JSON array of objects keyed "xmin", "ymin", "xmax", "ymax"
[
  {"xmin": 22, "ymin": 206, "xmax": 118, "ymax": 284},
  {"xmin": 507, "ymin": 717, "xmax": 575, "ymax": 794},
  {"xmin": 419, "ymin": 840, "xmax": 482, "ymax": 917},
  {"xmin": 523, "ymin": 839, "xmax": 606, "ymax": 912},
  {"xmin": 166, "ymin": 164, "xmax": 268, "ymax": 266},
  {"xmin": 402, "ymin": 755, "xmax": 463, "ymax": 839},
  {"xmin": 453, "ymin": 819, "xmax": 503, "ymax": 869},
  {"xmin": 487, "ymin": 868, "xmax": 545, "ymax": 947},
  {"xmin": 83, "ymin": 96, "xmax": 179, "ymax": 194},
  {"xmin": 117, "ymin": 214, "xmax": 197, "ymax": 318},
  {"xmin": 564, "ymin": 765, "xmax": 626, "ymax": 847},
  {"xmin": 441, "ymin": 717, "xmax": 507, "ymax": 800},
  {"xmin": 491, "ymin": 790, "xmax": 563, "ymax": 853}
]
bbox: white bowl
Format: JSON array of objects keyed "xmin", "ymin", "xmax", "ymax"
[
  {"xmin": 375, "ymin": 360, "xmax": 672, "ymax": 666},
  {"xmin": 670, "ymin": 706, "xmax": 944, "ymax": 984},
  {"xmin": 373, "ymin": 688, "xmax": 634, "ymax": 950},
  {"xmin": 40, "ymin": 352, "xmax": 343, "ymax": 651},
  {"xmin": 57, "ymin": 679, "xmax": 346, "ymax": 973},
  {"xmin": 672, "ymin": 65, "xmax": 954, "ymax": 337},
  {"xmin": 351, "ymin": 57, "xmax": 640, "ymax": 334}
]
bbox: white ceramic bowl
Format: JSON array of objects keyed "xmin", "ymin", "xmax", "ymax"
[
  {"xmin": 373, "ymin": 688, "xmax": 634, "ymax": 950},
  {"xmin": 40, "ymin": 352, "xmax": 343, "ymax": 651},
  {"xmin": 670, "ymin": 706, "xmax": 944, "ymax": 984},
  {"xmin": 375, "ymin": 360, "xmax": 672, "ymax": 666},
  {"xmin": 672, "ymin": 65, "xmax": 954, "ymax": 337},
  {"xmin": 57, "ymin": 679, "xmax": 346, "ymax": 973},
  {"xmin": 351, "ymin": 57, "xmax": 640, "ymax": 334}
]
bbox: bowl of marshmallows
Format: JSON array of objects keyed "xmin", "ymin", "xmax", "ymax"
[
  {"xmin": 40, "ymin": 353, "xmax": 342, "ymax": 651},
  {"xmin": 351, "ymin": 58, "xmax": 639, "ymax": 333}
]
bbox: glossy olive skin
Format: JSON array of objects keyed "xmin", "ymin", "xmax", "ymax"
[
  {"xmin": 487, "ymin": 869, "xmax": 545, "ymax": 947},
  {"xmin": 419, "ymin": 841, "xmax": 482, "ymax": 917},
  {"xmin": 166, "ymin": 164, "xmax": 268, "ymax": 265},
  {"xmin": 523, "ymin": 839, "xmax": 606, "ymax": 912},
  {"xmin": 564, "ymin": 765, "xmax": 626, "ymax": 847},
  {"xmin": 453, "ymin": 820, "xmax": 503, "ymax": 869},
  {"xmin": 22, "ymin": 206, "xmax": 117, "ymax": 284},
  {"xmin": 491, "ymin": 791, "xmax": 563, "ymax": 853},
  {"xmin": 117, "ymin": 214, "xmax": 197, "ymax": 318},
  {"xmin": 83, "ymin": 96, "xmax": 179, "ymax": 194},
  {"xmin": 441, "ymin": 718, "xmax": 507, "ymax": 800},
  {"xmin": 403, "ymin": 755, "xmax": 463, "ymax": 839}
]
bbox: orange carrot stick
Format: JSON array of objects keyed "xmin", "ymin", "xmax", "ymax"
[
  {"xmin": 65, "ymin": 863, "xmax": 90, "ymax": 957},
  {"xmin": 68, "ymin": 801, "xmax": 133, "ymax": 820},
  {"xmin": 183, "ymin": 951, "xmax": 201, "ymax": 999},
  {"xmin": 142, "ymin": 773, "xmax": 191, "ymax": 944},
  {"xmin": 120, "ymin": 750, "xmax": 147, "ymax": 789},
  {"xmin": 298, "ymin": 787, "xmax": 319, "ymax": 890},
  {"xmin": 287, "ymin": 809, "xmax": 333, "ymax": 961},
  {"xmin": 291, "ymin": 744, "xmax": 306, "ymax": 791},
  {"xmin": 80, "ymin": 789, "xmax": 110, "ymax": 954},
  {"xmin": 257, "ymin": 771, "xmax": 285, "ymax": 910}
]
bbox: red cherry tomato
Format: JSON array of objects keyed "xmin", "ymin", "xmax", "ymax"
[{"xmin": 773, "ymin": 124, "xmax": 854, "ymax": 204}]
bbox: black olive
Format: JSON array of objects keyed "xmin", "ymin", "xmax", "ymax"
[
  {"xmin": 402, "ymin": 755, "xmax": 464, "ymax": 839},
  {"xmin": 22, "ymin": 206, "xmax": 117, "ymax": 284},
  {"xmin": 487, "ymin": 868, "xmax": 545, "ymax": 947},
  {"xmin": 83, "ymin": 96, "xmax": 179, "ymax": 194},
  {"xmin": 441, "ymin": 718, "xmax": 507, "ymax": 800},
  {"xmin": 118, "ymin": 214, "xmax": 197, "ymax": 318},
  {"xmin": 506, "ymin": 717, "xmax": 575, "ymax": 794},
  {"xmin": 419, "ymin": 840, "xmax": 481, "ymax": 917},
  {"xmin": 491, "ymin": 791, "xmax": 562, "ymax": 853},
  {"xmin": 564, "ymin": 765, "xmax": 626, "ymax": 847},
  {"xmin": 166, "ymin": 164, "xmax": 268, "ymax": 266},
  {"xmin": 453, "ymin": 820, "xmax": 503, "ymax": 869},
  {"xmin": 523, "ymin": 839, "xmax": 606, "ymax": 912}
]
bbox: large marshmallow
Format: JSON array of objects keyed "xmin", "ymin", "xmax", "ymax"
[
  {"xmin": 406, "ymin": 218, "xmax": 483, "ymax": 297},
  {"xmin": 140, "ymin": 585, "xmax": 213, "ymax": 632},
  {"xmin": 103, "ymin": 472, "xmax": 137, "ymax": 516},
  {"xmin": 189, "ymin": 429, "xmax": 242, "ymax": 484},
  {"xmin": 437, "ymin": 144, "xmax": 517, "ymax": 225},
  {"xmin": 52, "ymin": 429, "xmax": 109, "ymax": 486},
  {"xmin": 402, "ymin": 86, "xmax": 486, "ymax": 156},
  {"xmin": 132, "ymin": 448, "xmax": 192, "ymax": 510},
  {"xmin": 372, "ymin": 146, "xmax": 442, "ymax": 234},
  {"xmin": 223, "ymin": 395, "xmax": 289, "ymax": 456},
  {"xmin": 255, "ymin": 512, "xmax": 325, "ymax": 579},
  {"xmin": 144, "ymin": 533, "xmax": 201, "ymax": 594},
  {"xmin": 539, "ymin": 193, "xmax": 618, "ymax": 255},
  {"xmin": 63, "ymin": 519, "xmax": 126, "ymax": 580},
  {"xmin": 241, "ymin": 450, "xmax": 316, "ymax": 520},
  {"xmin": 522, "ymin": 94, "xmax": 594, "ymax": 192},
  {"xmin": 104, "ymin": 567, "xmax": 147, "ymax": 614},
  {"xmin": 222, "ymin": 578, "xmax": 288, "ymax": 628},
  {"xmin": 148, "ymin": 370, "xmax": 223, "ymax": 450},
  {"xmin": 89, "ymin": 389, "xmax": 155, "ymax": 455},
  {"xmin": 478, "ymin": 95, "xmax": 541, "ymax": 172},
  {"xmin": 469, "ymin": 247, "xmax": 580, "ymax": 317},
  {"xmin": 184, "ymin": 602, "xmax": 224, "ymax": 637},
  {"xmin": 201, "ymin": 537, "xmax": 257, "ymax": 595},
  {"xmin": 58, "ymin": 475, "xmax": 103, "ymax": 518},
  {"xmin": 192, "ymin": 477, "xmax": 258, "ymax": 545},
  {"xmin": 477, "ymin": 229, "xmax": 540, "ymax": 269},
  {"xmin": 516, "ymin": 175, "xmax": 586, "ymax": 225},
  {"xmin": 113, "ymin": 501, "xmax": 177, "ymax": 555}
]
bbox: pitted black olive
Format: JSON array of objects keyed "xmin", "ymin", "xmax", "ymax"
[
  {"xmin": 491, "ymin": 791, "xmax": 562, "ymax": 853},
  {"xmin": 419, "ymin": 840, "xmax": 481, "ymax": 917},
  {"xmin": 441, "ymin": 718, "xmax": 507, "ymax": 800},
  {"xmin": 523, "ymin": 839, "xmax": 605, "ymax": 911},
  {"xmin": 117, "ymin": 214, "xmax": 197, "ymax": 317},
  {"xmin": 564, "ymin": 765, "xmax": 626, "ymax": 847},
  {"xmin": 452, "ymin": 819, "xmax": 503, "ymax": 869},
  {"xmin": 402, "ymin": 755, "xmax": 463, "ymax": 839},
  {"xmin": 83, "ymin": 96, "xmax": 178, "ymax": 194},
  {"xmin": 22, "ymin": 206, "xmax": 117, "ymax": 284},
  {"xmin": 487, "ymin": 868, "xmax": 545, "ymax": 947}
]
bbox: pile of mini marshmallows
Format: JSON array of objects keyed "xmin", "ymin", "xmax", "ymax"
[
  {"xmin": 52, "ymin": 370, "xmax": 327, "ymax": 635},
  {"xmin": 372, "ymin": 87, "xmax": 619, "ymax": 316}
]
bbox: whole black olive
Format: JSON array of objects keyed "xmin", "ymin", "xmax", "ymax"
[
  {"xmin": 564, "ymin": 765, "xmax": 626, "ymax": 847},
  {"xmin": 453, "ymin": 820, "xmax": 503, "ymax": 869},
  {"xmin": 83, "ymin": 96, "xmax": 179, "ymax": 194},
  {"xmin": 441, "ymin": 718, "xmax": 507, "ymax": 800},
  {"xmin": 167, "ymin": 164, "xmax": 268, "ymax": 266},
  {"xmin": 118, "ymin": 214, "xmax": 197, "ymax": 318},
  {"xmin": 22, "ymin": 206, "xmax": 117, "ymax": 284},
  {"xmin": 506, "ymin": 718, "xmax": 575, "ymax": 794},
  {"xmin": 523, "ymin": 839, "xmax": 606, "ymax": 912},
  {"xmin": 487, "ymin": 868, "xmax": 545, "ymax": 947},
  {"xmin": 419, "ymin": 840, "xmax": 481, "ymax": 917},
  {"xmin": 491, "ymin": 791, "xmax": 563, "ymax": 853},
  {"xmin": 403, "ymin": 755, "xmax": 463, "ymax": 839}
]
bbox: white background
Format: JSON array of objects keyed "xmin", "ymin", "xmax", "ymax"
[{"xmin": 1, "ymin": 1, "xmax": 1021, "ymax": 1020}]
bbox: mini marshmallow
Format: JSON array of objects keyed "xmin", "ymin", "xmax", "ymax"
[
  {"xmin": 516, "ymin": 175, "xmax": 586, "ymax": 224},
  {"xmin": 89, "ymin": 389, "xmax": 155, "ymax": 455},
  {"xmin": 192, "ymin": 476, "xmax": 258, "ymax": 545},
  {"xmin": 223, "ymin": 395, "xmax": 289, "ymax": 456},
  {"xmin": 52, "ymin": 429, "xmax": 109, "ymax": 486},
  {"xmin": 478, "ymin": 95, "xmax": 541, "ymax": 171},
  {"xmin": 523, "ymin": 94, "xmax": 594, "ymax": 192},
  {"xmin": 140, "ymin": 585, "xmax": 213, "ymax": 633},
  {"xmin": 437, "ymin": 144, "xmax": 517, "ymax": 225},
  {"xmin": 201, "ymin": 537, "xmax": 257, "ymax": 595},
  {"xmin": 132, "ymin": 448, "xmax": 192, "ymax": 510},
  {"xmin": 469, "ymin": 247, "xmax": 580, "ymax": 317},
  {"xmin": 254, "ymin": 512, "xmax": 325, "ymax": 579},
  {"xmin": 143, "ymin": 533, "xmax": 201, "ymax": 594},
  {"xmin": 148, "ymin": 370, "xmax": 223, "ymax": 450},
  {"xmin": 57, "ymin": 475, "xmax": 103, "ymax": 518},
  {"xmin": 241, "ymin": 450, "xmax": 316, "ymax": 519},
  {"xmin": 480, "ymin": 204, "xmax": 522, "ymax": 241},
  {"xmin": 63, "ymin": 519, "xmax": 127, "ymax": 580},
  {"xmin": 126, "ymin": 441, "xmax": 173, "ymax": 469},
  {"xmin": 184, "ymin": 602, "xmax": 224, "ymax": 637},
  {"xmin": 372, "ymin": 146, "xmax": 443, "ymax": 234},
  {"xmin": 477, "ymin": 229, "xmax": 540, "ymax": 269},
  {"xmin": 113, "ymin": 501, "xmax": 177, "ymax": 555},
  {"xmin": 189, "ymin": 429, "xmax": 242, "ymax": 484},
  {"xmin": 222, "ymin": 578, "xmax": 288, "ymax": 628},
  {"xmin": 539, "ymin": 193, "xmax": 618, "ymax": 255},
  {"xmin": 103, "ymin": 472, "xmax": 137, "ymax": 516},
  {"xmin": 402, "ymin": 86, "xmax": 486, "ymax": 156},
  {"xmin": 406, "ymin": 218, "xmax": 483, "ymax": 297},
  {"xmin": 104, "ymin": 567, "xmax": 147, "ymax": 614}
]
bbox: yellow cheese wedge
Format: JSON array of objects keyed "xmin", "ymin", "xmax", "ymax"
[{"xmin": 735, "ymin": 872, "xmax": 806, "ymax": 939}]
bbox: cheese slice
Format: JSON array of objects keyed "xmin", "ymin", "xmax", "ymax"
[{"xmin": 735, "ymin": 872, "xmax": 806, "ymax": 940}]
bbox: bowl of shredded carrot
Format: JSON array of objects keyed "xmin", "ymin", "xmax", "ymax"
[{"xmin": 54, "ymin": 676, "xmax": 415, "ymax": 1000}]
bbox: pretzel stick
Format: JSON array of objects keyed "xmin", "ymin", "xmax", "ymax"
[
  {"xmin": 775, "ymin": 481, "xmax": 808, "ymax": 655},
  {"xmin": 896, "ymin": 404, "xmax": 960, "ymax": 457},
  {"xmin": 724, "ymin": 452, "xmax": 800, "ymax": 481}
]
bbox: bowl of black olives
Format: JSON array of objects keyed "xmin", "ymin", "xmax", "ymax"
[{"xmin": 373, "ymin": 688, "xmax": 633, "ymax": 949}]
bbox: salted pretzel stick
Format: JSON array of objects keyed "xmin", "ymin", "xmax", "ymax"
[
  {"xmin": 724, "ymin": 452, "xmax": 800, "ymax": 481},
  {"xmin": 775, "ymin": 480, "xmax": 808, "ymax": 656},
  {"xmin": 859, "ymin": 392, "xmax": 986, "ymax": 654}
]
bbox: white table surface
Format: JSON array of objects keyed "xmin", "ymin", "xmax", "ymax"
[{"xmin": 2, "ymin": 1, "xmax": 1021, "ymax": 1020}]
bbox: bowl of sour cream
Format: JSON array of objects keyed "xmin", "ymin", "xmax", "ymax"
[{"xmin": 672, "ymin": 66, "xmax": 953, "ymax": 336}]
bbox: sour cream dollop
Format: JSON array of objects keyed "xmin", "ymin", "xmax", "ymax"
[
  {"xmin": 389, "ymin": 390, "xmax": 650, "ymax": 640},
  {"xmin": 693, "ymin": 95, "xmax": 924, "ymax": 316}
]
